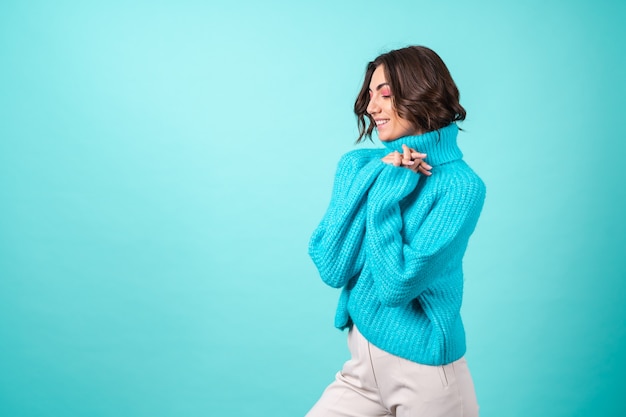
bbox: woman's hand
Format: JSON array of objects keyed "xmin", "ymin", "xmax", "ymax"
[{"xmin": 381, "ymin": 144, "xmax": 432, "ymax": 176}]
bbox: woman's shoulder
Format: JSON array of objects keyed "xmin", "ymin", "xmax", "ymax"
[
  {"xmin": 337, "ymin": 148, "xmax": 385, "ymax": 168},
  {"xmin": 340, "ymin": 147, "xmax": 385, "ymax": 160},
  {"xmin": 432, "ymin": 161, "xmax": 486, "ymax": 197}
]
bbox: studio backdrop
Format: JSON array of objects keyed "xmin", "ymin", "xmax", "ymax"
[{"xmin": 1, "ymin": 1, "xmax": 625, "ymax": 416}]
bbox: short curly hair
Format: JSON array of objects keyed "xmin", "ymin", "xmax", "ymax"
[{"xmin": 354, "ymin": 46, "xmax": 466, "ymax": 143}]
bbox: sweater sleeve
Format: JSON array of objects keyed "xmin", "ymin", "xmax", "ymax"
[
  {"xmin": 309, "ymin": 150, "xmax": 385, "ymax": 288},
  {"xmin": 365, "ymin": 165, "xmax": 486, "ymax": 307}
]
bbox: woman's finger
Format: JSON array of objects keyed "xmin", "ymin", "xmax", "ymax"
[
  {"xmin": 419, "ymin": 164, "xmax": 432, "ymax": 176},
  {"xmin": 402, "ymin": 145, "xmax": 413, "ymax": 165},
  {"xmin": 393, "ymin": 151, "xmax": 402, "ymax": 166}
]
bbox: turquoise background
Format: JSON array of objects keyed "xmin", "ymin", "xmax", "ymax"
[{"xmin": 1, "ymin": 1, "xmax": 625, "ymax": 416}]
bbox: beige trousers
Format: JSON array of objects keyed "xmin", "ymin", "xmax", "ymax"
[{"xmin": 306, "ymin": 326, "xmax": 479, "ymax": 417}]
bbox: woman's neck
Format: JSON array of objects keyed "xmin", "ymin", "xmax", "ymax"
[{"xmin": 381, "ymin": 123, "xmax": 463, "ymax": 167}]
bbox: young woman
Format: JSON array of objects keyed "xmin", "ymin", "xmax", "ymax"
[{"xmin": 306, "ymin": 46, "xmax": 486, "ymax": 417}]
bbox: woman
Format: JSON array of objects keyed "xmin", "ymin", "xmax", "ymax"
[{"xmin": 306, "ymin": 46, "xmax": 486, "ymax": 417}]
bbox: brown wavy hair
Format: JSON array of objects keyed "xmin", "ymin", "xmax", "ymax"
[{"xmin": 354, "ymin": 45, "xmax": 466, "ymax": 143}]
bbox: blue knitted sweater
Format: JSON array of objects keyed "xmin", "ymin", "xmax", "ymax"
[{"xmin": 309, "ymin": 123, "xmax": 485, "ymax": 366}]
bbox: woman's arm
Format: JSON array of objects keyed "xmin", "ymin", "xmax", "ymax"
[
  {"xmin": 365, "ymin": 165, "xmax": 486, "ymax": 306},
  {"xmin": 309, "ymin": 150, "xmax": 385, "ymax": 288}
]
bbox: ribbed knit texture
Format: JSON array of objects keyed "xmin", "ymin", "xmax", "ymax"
[{"xmin": 309, "ymin": 123, "xmax": 486, "ymax": 366}]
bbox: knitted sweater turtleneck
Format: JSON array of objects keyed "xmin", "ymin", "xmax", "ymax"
[{"xmin": 309, "ymin": 123, "xmax": 486, "ymax": 366}]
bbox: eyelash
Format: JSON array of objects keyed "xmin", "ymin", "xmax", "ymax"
[{"xmin": 368, "ymin": 93, "xmax": 392, "ymax": 99}]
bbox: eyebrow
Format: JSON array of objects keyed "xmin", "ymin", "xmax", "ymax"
[{"xmin": 368, "ymin": 82, "xmax": 390, "ymax": 91}]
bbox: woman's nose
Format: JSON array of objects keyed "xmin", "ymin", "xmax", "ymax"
[{"xmin": 367, "ymin": 97, "xmax": 380, "ymax": 115}]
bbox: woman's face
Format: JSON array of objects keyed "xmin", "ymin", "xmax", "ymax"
[{"xmin": 366, "ymin": 65, "xmax": 419, "ymax": 141}]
